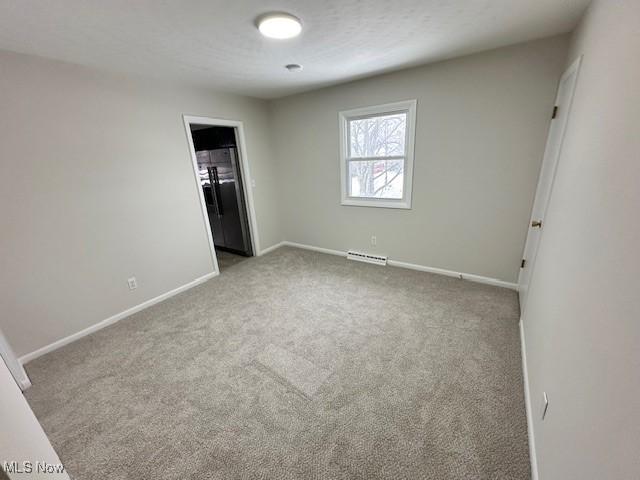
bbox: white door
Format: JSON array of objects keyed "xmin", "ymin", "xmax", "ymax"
[
  {"xmin": 0, "ymin": 357, "xmax": 69, "ymax": 479},
  {"xmin": 518, "ymin": 57, "xmax": 582, "ymax": 312}
]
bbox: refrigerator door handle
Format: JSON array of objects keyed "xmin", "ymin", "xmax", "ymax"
[
  {"xmin": 212, "ymin": 166, "xmax": 224, "ymax": 216},
  {"xmin": 207, "ymin": 167, "xmax": 221, "ymax": 216}
]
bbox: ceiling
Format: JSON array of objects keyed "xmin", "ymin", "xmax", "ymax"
[{"xmin": 0, "ymin": 0, "xmax": 590, "ymax": 99}]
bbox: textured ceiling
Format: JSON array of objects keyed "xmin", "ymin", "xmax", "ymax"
[{"xmin": 0, "ymin": 0, "xmax": 590, "ymax": 98}]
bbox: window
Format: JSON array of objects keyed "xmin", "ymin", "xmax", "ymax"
[{"xmin": 339, "ymin": 100, "xmax": 417, "ymax": 209}]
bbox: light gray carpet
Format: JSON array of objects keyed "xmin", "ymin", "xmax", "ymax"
[
  {"xmin": 216, "ymin": 250, "xmax": 249, "ymax": 272},
  {"xmin": 24, "ymin": 247, "xmax": 529, "ymax": 479}
]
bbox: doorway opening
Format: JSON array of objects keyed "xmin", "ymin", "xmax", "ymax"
[{"xmin": 183, "ymin": 116, "xmax": 259, "ymax": 274}]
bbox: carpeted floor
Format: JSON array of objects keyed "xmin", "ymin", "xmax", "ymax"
[
  {"xmin": 216, "ymin": 250, "xmax": 249, "ymax": 272},
  {"xmin": 24, "ymin": 247, "xmax": 530, "ymax": 479}
]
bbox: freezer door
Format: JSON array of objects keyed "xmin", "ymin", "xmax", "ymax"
[
  {"xmin": 196, "ymin": 151, "xmax": 225, "ymax": 247},
  {"xmin": 210, "ymin": 148, "xmax": 252, "ymax": 256}
]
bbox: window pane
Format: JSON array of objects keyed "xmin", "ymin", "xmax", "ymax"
[
  {"xmin": 349, "ymin": 112, "xmax": 406, "ymax": 158},
  {"xmin": 348, "ymin": 159, "xmax": 404, "ymax": 199}
]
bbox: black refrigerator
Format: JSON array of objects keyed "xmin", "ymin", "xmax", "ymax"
[{"xmin": 196, "ymin": 148, "xmax": 253, "ymax": 256}]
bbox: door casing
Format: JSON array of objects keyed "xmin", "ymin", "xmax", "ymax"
[
  {"xmin": 183, "ymin": 116, "xmax": 260, "ymax": 275},
  {"xmin": 0, "ymin": 327, "xmax": 31, "ymax": 390}
]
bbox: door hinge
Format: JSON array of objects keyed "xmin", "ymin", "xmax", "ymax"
[
  {"xmin": 521, "ymin": 259, "xmax": 526, "ymax": 268},
  {"xmin": 551, "ymin": 105, "xmax": 558, "ymax": 119}
]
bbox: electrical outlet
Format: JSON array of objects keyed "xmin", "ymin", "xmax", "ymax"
[
  {"xmin": 371, "ymin": 235, "xmax": 377, "ymax": 246},
  {"xmin": 127, "ymin": 277, "xmax": 138, "ymax": 290},
  {"xmin": 541, "ymin": 392, "xmax": 549, "ymax": 420},
  {"xmin": 251, "ymin": 179, "xmax": 256, "ymax": 188}
]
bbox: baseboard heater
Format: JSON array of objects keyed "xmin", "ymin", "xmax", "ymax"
[{"xmin": 346, "ymin": 250, "xmax": 388, "ymax": 266}]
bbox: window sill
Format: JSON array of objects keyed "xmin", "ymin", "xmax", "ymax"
[{"xmin": 341, "ymin": 198, "xmax": 412, "ymax": 210}]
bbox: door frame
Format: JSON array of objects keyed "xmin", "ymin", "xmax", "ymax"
[
  {"xmin": 182, "ymin": 115, "xmax": 260, "ymax": 274},
  {"xmin": 518, "ymin": 55, "xmax": 582, "ymax": 311},
  {"xmin": 0, "ymin": 327, "xmax": 31, "ymax": 391}
]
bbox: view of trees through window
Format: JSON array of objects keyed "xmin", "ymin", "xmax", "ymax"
[{"xmin": 348, "ymin": 112, "xmax": 406, "ymax": 199}]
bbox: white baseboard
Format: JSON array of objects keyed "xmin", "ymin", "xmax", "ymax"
[
  {"xmin": 520, "ymin": 318, "xmax": 539, "ymax": 480},
  {"xmin": 273, "ymin": 241, "xmax": 517, "ymax": 290},
  {"xmin": 17, "ymin": 376, "xmax": 32, "ymax": 390},
  {"xmin": 258, "ymin": 241, "xmax": 286, "ymax": 256},
  {"xmin": 387, "ymin": 259, "xmax": 517, "ymax": 290},
  {"xmin": 281, "ymin": 241, "xmax": 346, "ymax": 258},
  {"xmin": 19, "ymin": 271, "xmax": 217, "ymax": 365}
]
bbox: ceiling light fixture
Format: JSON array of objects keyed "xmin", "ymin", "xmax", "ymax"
[{"xmin": 257, "ymin": 13, "xmax": 302, "ymax": 39}]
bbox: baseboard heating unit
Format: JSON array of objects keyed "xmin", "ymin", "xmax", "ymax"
[{"xmin": 346, "ymin": 250, "xmax": 388, "ymax": 266}]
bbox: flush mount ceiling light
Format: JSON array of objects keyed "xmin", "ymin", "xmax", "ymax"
[{"xmin": 257, "ymin": 13, "xmax": 302, "ymax": 39}]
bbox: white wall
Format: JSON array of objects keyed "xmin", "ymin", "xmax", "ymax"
[
  {"xmin": 0, "ymin": 357, "xmax": 69, "ymax": 479},
  {"xmin": 0, "ymin": 50, "xmax": 282, "ymax": 358},
  {"xmin": 269, "ymin": 36, "xmax": 569, "ymax": 283},
  {"xmin": 522, "ymin": 1, "xmax": 640, "ymax": 478}
]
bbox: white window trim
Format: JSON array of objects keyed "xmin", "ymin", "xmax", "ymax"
[{"xmin": 339, "ymin": 99, "xmax": 417, "ymax": 209}]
